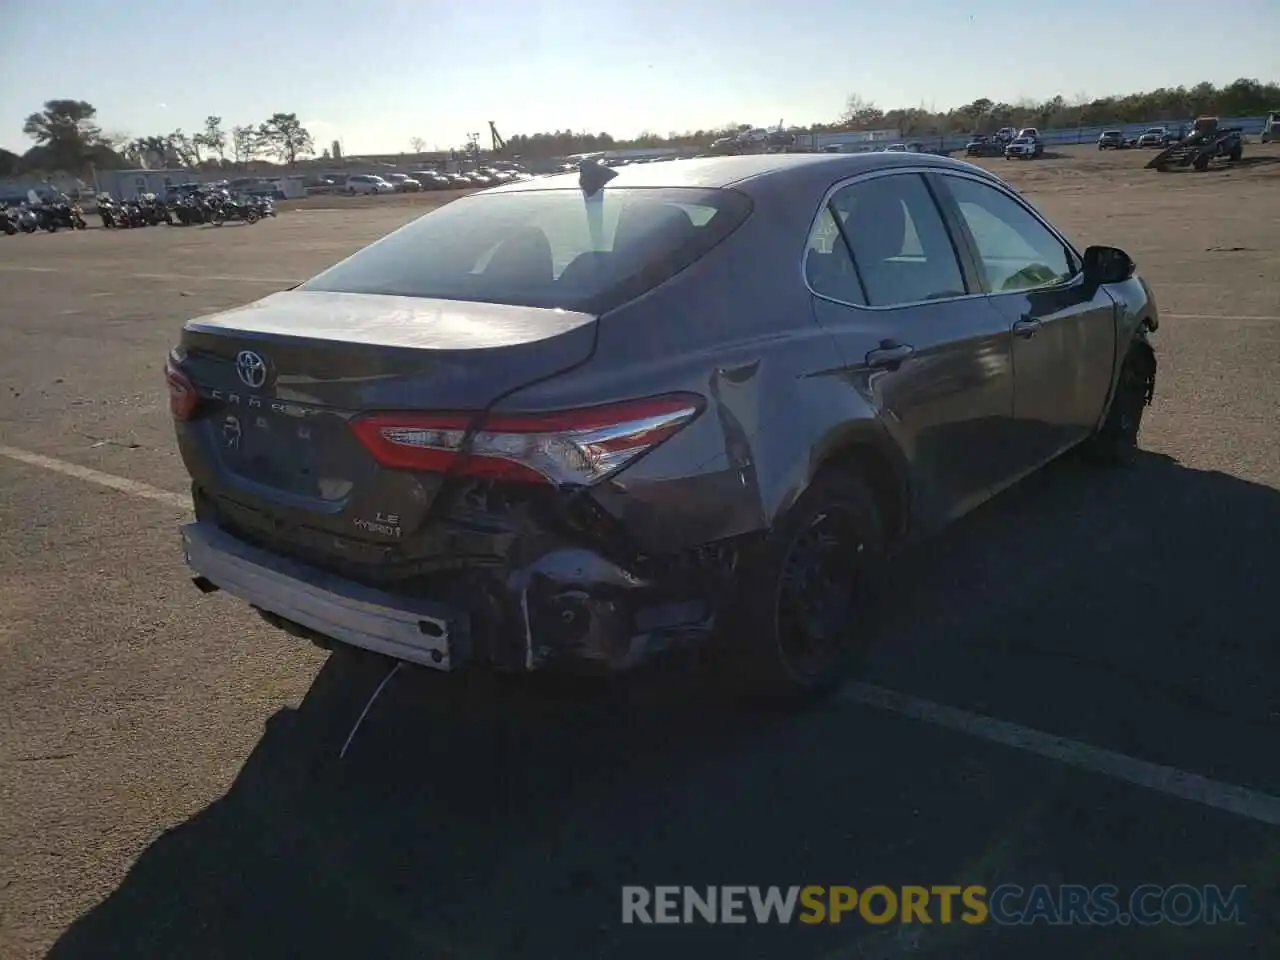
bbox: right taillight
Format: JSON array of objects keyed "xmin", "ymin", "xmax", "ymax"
[
  {"xmin": 350, "ymin": 393, "xmax": 705, "ymax": 486},
  {"xmin": 165, "ymin": 351, "xmax": 199, "ymax": 421}
]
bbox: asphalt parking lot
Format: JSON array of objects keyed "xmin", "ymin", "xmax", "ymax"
[{"xmin": 2, "ymin": 145, "xmax": 1279, "ymax": 959}]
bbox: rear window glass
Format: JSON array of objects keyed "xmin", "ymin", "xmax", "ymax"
[{"xmin": 298, "ymin": 186, "xmax": 753, "ymax": 313}]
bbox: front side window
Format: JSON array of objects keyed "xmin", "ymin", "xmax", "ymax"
[
  {"xmin": 817, "ymin": 173, "xmax": 967, "ymax": 308},
  {"xmin": 941, "ymin": 176, "xmax": 1076, "ymax": 293},
  {"xmin": 299, "ymin": 186, "xmax": 752, "ymax": 313}
]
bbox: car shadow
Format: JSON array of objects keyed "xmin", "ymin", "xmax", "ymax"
[
  {"xmin": 869, "ymin": 450, "xmax": 1280, "ymax": 758},
  {"xmin": 46, "ymin": 450, "xmax": 1280, "ymax": 960}
]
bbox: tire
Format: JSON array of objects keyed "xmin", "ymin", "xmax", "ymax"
[
  {"xmin": 1083, "ymin": 342, "xmax": 1156, "ymax": 467},
  {"xmin": 713, "ymin": 468, "xmax": 886, "ymax": 701},
  {"xmin": 1228, "ymin": 144, "xmax": 1242, "ymax": 162}
]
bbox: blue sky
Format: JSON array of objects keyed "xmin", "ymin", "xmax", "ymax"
[{"xmin": 4, "ymin": 0, "xmax": 1276, "ymax": 155}]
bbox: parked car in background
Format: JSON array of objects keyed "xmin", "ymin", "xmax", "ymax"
[
  {"xmin": 1137, "ymin": 127, "xmax": 1172, "ymax": 148},
  {"xmin": 385, "ymin": 173, "xmax": 422, "ymax": 192},
  {"xmin": 966, "ymin": 136, "xmax": 1006, "ymax": 157},
  {"xmin": 169, "ymin": 152, "xmax": 1158, "ymax": 699},
  {"xmin": 345, "ymin": 174, "xmax": 397, "ymax": 195},
  {"xmin": 1004, "ymin": 137, "xmax": 1040, "ymax": 159},
  {"xmin": 1097, "ymin": 130, "xmax": 1128, "ymax": 150},
  {"xmin": 410, "ymin": 170, "xmax": 451, "ymax": 190},
  {"xmin": 995, "ymin": 126, "xmax": 1017, "ymax": 143}
]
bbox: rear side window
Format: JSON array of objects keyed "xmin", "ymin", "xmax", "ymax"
[
  {"xmin": 808, "ymin": 173, "xmax": 966, "ymax": 308},
  {"xmin": 299, "ymin": 186, "xmax": 752, "ymax": 313}
]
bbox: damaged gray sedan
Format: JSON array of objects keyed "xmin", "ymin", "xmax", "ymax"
[{"xmin": 168, "ymin": 152, "xmax": 1158, "ymax": 697}]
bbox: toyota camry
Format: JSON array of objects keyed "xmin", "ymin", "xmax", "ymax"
[{"xmin": 168, "ymin": 152, "xmax": 1158, "ymax": 698}]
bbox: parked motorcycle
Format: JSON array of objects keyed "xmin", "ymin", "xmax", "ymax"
[
  {"xmin": 14, "ymin": 205, "xmax": 39, "ymax": 234},
  {"xmin": 211, "ymin": 194, "xmax": 260, "ymax": 225},
  {"xmin": 134, "ymin": 193, "xmax": 173, "ymax": 226},
  {"xmin": 36, "ymin": 201, "xmax": 88, "ymax": 231},
  {"xmin": 97, "ymin": 195, "xmax": 122, "ymax": 228},
  {"xmin": 1, "ymin": 206, "xmax": 18, "ymax": 235},
  {"xmin": 248, "ymin": 194, "xmax": 277, "ymax": 218},
  {"xmin": 171, "ymin": 193, "xmax": 216, "ymax": 225}
]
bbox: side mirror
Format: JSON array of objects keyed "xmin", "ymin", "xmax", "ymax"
[{"xmin": 1082, "ymin": 245, "xmax": 1135, "ymax": 285}]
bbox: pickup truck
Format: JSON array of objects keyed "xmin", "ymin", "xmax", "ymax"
[
  {"xmin": 1004, "ymin": 136, "xmax": 1041, "ymax": 160},
  {"xmin": 1097, "ymin": 130, "xmax": 1129, "ymax": 150}
]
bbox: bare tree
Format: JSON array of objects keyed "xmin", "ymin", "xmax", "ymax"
[{"xmin": 409, "ymin": 136, "xmax": 426, "ymax": 154}]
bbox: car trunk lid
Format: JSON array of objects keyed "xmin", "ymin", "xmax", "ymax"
[{"xmin": 175, "ymin": 290, "xmax": 597, "ymax": 560}]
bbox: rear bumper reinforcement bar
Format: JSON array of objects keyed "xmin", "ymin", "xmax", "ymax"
[{"xmin": 181, "ymin": 521, "xmax": 467, "ymax": 671}]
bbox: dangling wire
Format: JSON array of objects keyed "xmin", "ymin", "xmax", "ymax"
[{"xmin": 339, "ymin": 660, "xmax": 405, "ymax": 760}]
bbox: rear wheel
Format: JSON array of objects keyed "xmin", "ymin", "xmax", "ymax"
[
  {"xmin": 1083, "ymin": 343, "xmax": 1156, "ymax": 466},
  {"xmin": 715, "ymin": 469, "xmax": 885, "ymax": 701}
]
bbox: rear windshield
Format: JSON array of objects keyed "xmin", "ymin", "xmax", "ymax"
[{"xmin": 298, "ymin": 186, "xmax": 753, "ymax": 313}]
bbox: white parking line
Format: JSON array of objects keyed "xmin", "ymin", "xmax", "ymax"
[
  {"xmin": 842, "ymin": 683, "xmax": 1280, "ymax": 826},
  {"xmin": 3, "ymin": 441, "xmax": 1279, "ymax": 826},
  {"xmin": 0, "ymin": 445, "xmax": 189, "ymax": 509}
]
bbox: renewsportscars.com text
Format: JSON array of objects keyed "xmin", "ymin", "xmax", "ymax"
[{"xmin": 621, "ymin": 884, "xmax": 1247, "ymax": 926}]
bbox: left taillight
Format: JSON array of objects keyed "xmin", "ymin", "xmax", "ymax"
[
  {"xmin": 165, "ymin": 351, "xmax": 199, "ymax": 421},
  {"xmin": 349, "ymin": 393, "xmax": 705, "ymax": 486}
]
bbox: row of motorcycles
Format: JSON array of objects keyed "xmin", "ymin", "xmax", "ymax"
[
  {"xmin": 97, "ymin": 189, "xmax": 277, "ymax": 228},
  {"xmin": 1, "ymin": 198, "xmax": 89, "ymax": 235}
]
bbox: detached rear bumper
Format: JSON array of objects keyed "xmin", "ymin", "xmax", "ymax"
[{"xmin": 181, "ymin": 521, "xmax": 467, "ymax": 671}]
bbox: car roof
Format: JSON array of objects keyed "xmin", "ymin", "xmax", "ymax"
[{"xmin": 484, "ymin": 152, "xmax": 996, "ymax": 200}]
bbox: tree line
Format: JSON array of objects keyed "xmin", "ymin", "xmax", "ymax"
[
  {"xmin": 830, "ymin": 77, "xmax": 1279, "ymax": 139},
  {"xmin": 1, "ymin": 101, "xmax": 317, "ymax": 178},
  {"xmin": 505, "ymin": 78, "xmax": 1279, "ymax": 157},
  {"xmin": 123, "ymin": 113, "xmax": 316, "ymax": 169},
  {"xmin": 3, "ymin": 78, "xmax": 1276, "ymax": 176}
]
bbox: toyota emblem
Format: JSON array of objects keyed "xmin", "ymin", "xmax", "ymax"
[{"xmin": 235, "ymin": 350, "xmax": 268, "ymax": 389}]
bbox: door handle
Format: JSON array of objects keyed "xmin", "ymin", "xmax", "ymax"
[
  {"xmin": 865, "ymin": 340, "xmax": 915, "ymax": 369},
  {"xmin": 1012, "ymin": 317, "xmax": 1041, "ymax": 339}
]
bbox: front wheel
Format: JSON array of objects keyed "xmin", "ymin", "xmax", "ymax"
[
  {"xmin": 714, "ymin": 469, "xmax": 886, "ymax": 701},
  {"xmin": 1083, "ymin": 343, "xmax": 1156, "ymax": 466}
]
